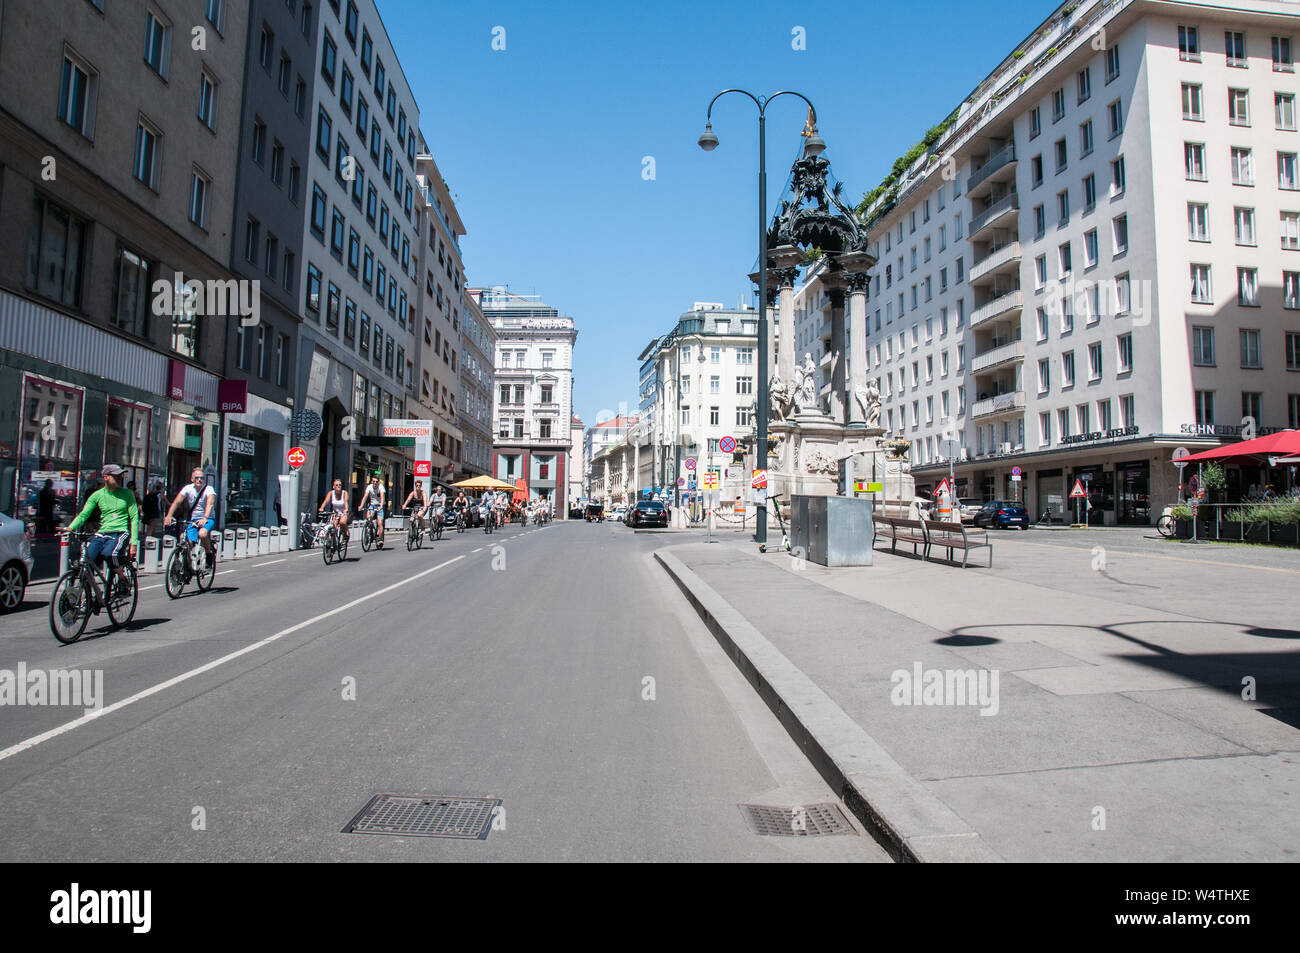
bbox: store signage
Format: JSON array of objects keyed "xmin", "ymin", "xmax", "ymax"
[
  {"xmin": 1179, "ymin": 423, "xmax": 1289, "ymax": 437},
  {"xmin": 702, "ymin": 471, "xmax": 720, "ymax": 489},
  {"xmin": 520, "ymin": 318, "xmax": 574, "ymax": 330},
  {"xmin": 227, "ymin": 434, "xmax": 255, "ymax": 457},
  {"xmin": 217, "ymin": 379, "xmax": 248, "ymax": 413},
  {"xmin": 751, "ymin": 469, "xmax": 768, "ymax": 489},
  {"xmin": 1060, "ymin": 425, "xmax": 1139, "ymax": 445},
  {"xmin": 415, "ymin": 461, "xmax": 431, "ymax": 477},
  {"xmin": 167, "ymin": 360, "xmax": 186, "ymax": 401}
]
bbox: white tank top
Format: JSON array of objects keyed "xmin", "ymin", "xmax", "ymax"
[{"xmin": 329, "ymin": 489, "xmax": 348, "ymax": 514}]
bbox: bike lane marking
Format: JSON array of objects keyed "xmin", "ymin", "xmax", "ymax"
[{"xmin": 0, "ymin": 554, "xmax": 466, "ymax": 764}]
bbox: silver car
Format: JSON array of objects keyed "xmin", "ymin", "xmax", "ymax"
[{"xmin": 0, "ymin": 512, "xmax": 34, "ymax": 613}]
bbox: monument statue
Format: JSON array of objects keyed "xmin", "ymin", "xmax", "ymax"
[
  {"xmin": 794, "ymin": 352, "xmax": 818, "ymax": 414},
  {"xmin": 769, "ymin": 373, "xmax": 797, "ymax": 423},
  {"xmin": 855, "ymin": 379, "xmax": 882, "ymax": 428}
]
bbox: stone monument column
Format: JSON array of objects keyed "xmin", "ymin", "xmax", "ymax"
[
  {"xmin": 822, "ymin": 272, "xmax": 847, "ymax": 423},
  {"xmin": 840, "ymin": 252, "xmax": 874, "ymax": 427}
]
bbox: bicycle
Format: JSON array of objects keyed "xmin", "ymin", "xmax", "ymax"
[
  {"xmin": 322, "ymin": 514, "xmax": 349, "ymax": 565},
  {"xmin": 49, "ymin": 531, "xmax": 138, "ymax": 644},
  {"xmin": 454, "ymin": 507, "xmax": 466, "ymax": 533},
  {"xmin": 430, "ymin": 508, "xmax": 445, "ymax": 541},
  {"xmin": 483, "ymin": 506, "xmax": 494, "ymax": 534},
  {"xmin": 360, "ymin": 509, "xmax": 380, "ymax": 552},
  {"xmin": 164, "ymin": 523, "xmax": 217, "ymax": 599},
  {"xmin": 298, "ymin": 511, "xmax": 320, "ymax": 549},
  {"xmin": 1156, "ymin": 506, "xmax": 1177, "ymax": 538},
  {"xmin": 405, "ymin": 507, "xmax": 424, "ymax": 551}
]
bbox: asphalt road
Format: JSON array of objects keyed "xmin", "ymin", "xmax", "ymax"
[{"xmin": 0, "ymin": 519, "xmax": 888, "ymax": 862}]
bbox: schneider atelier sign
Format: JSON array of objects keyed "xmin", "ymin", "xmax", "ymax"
[{"xmin": 1060, "ymin": 425, "xmax": 1140, "ymax": 446}]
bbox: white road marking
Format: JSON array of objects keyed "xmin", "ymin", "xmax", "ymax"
[{"xmin": 0, "ymin": 554, "xmax": 466, "ymax": 764}]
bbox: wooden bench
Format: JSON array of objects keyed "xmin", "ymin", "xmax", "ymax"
[
  {"xmin": 872, "ymin": 515, "xmax": 930, "ymax": 559},
  {"xmin": 923, "ymin": 520, "xmax": 993, "ymax": 568}
]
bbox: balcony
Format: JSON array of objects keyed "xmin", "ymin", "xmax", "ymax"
[
  {"xmin": 966, "ymin": 143, "xmax": 1019, "ymax": 198},
  {"xmin": 972, "ymin": 391, "xmax": 1026, "ymax": 419},
  {"xmin": 970, "ymin": 191, "xmax": 1020, "ymax": 237},
  {"xmin": 971, "ymin": 340, "xmax": 1025, "ymax": 373},
  {"xmin": 969, "ymin": 290, "xmax": 1023, "ymax": 328},
  {"xmin": 969, "ymin": 241, "xmax": 1022, "ymax": 285}
]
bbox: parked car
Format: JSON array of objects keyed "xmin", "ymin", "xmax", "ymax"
[
  {"xmin": 0, "ymin": 512, "xmax": 34, "ymax": 613},
  {"xmin": 958, "ymin": 498, "xmax": 983, "ymax": 523},
  {"xmin": 612, "ymin": 505, "xmax": 628, "ymax": 523},
  {"xmin": 973, "ymin": 500, "xmax": 1030, "ymax": 530},
  {"xmin": 584, "ymin": 503, "xmax": 605, "ymax": 522},
  {"xmin": 626, "ymin": 500, "xmax": 669, "ymax": 528}
]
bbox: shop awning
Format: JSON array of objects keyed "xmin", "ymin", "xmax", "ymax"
[
  {"xmin": 1178, "ymin": 430, "xmax": 1300, "ymax": 463},
  {"xmin": 512, "ymin": 478, "xmax": 527, "ymax": 500}
]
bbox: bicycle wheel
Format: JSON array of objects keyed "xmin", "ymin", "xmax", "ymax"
[
  {"xmin": 195, "ymin": 544, "xmax": 217, "ymax": 591},
  {"xmin": 165, "ymin": 545, "xmax": 190, "ymax": 599},
  {"xmin": 415, "ymin": 525, "xmax": 423, "ymax": 550},
  {"xmin": 339, "ymin": 529, "xmax": 349, "ymax": 561},
  {"xmin": 406, "ymin": 524, "xmax": 415, "ymax": 551},
  {"xmin": 106, "ymin": 564, "xmax": 138, "ymax": 627},
  {"xmin": 49, "ymin": 571, "xmax": 90, "ymax": 644},
  {"xmin": 1157, "ymin": 515, "xmax": 1175, "ymax": 538},
  {"xmin": 361, "ymin": 520, "xmax": 374, "ymax": 552},
  {"xmin": 323, "ymin": 530, "xmax": 335, "ymax": 566}
]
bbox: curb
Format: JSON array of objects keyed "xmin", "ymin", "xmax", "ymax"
[{"xmin": 655, "ymin": 548, "xmax": 1002, "ymax": 863}]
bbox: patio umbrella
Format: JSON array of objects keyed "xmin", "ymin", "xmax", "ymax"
[
  {"xmin": 450, "ymin": 475, "xmax": 517, "ymax": 491},
  {"xmin": 512, "ymin": 478, "xmax": 527, "ymax": 500},
  {"xmin": 1177, "ymin": 430, "xmax": 1300, "ymax": 462}
]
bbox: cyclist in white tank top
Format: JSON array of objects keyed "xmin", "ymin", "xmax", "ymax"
[{"xmin": 319, "ymin": 478, "xmax": 352, "ymax": 538}]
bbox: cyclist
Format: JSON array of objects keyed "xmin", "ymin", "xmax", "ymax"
[
  {"xmin": 428, "ymin": 484, "xmax": 448, "ymax": 533},
  {"xmin": 480, "ymin": 489, "xmax": 496, "ymax": 528},
  {"xmin": 164, "ymin": 467, "xmax": 217, "ymax": 563},
  {"xmin": 66, "ymin": 463, "xmax": 139, "ymax": 595},
  {"xmin": 401, "ymin": 482, "xmax": 427, "ymax": 538},
  {"xmin": 360, "ymin": 473, "xmax": 386, "ymax": 548},
  {"xmin": 319, "ymin": 478, "xmax": 351, "ymax": 540},
  {"xmin": 452, "ymin": 489, "xmax": 469, "ymax": 530}
]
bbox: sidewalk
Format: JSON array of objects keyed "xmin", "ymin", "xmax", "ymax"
[{"xmin": 657, "ymin": 533, "xmax": 1300, "ymax": 862}]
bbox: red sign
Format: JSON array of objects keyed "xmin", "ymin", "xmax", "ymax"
[
  {"xmin": 414, "ymin": 461, "xmax": 431, "ymax": 477},
  {"xmin": 167, "ymin": 360, "xmax": 186, "ymax": 401},
  {"xmin": 218, "ymin": 379, "xmax": 248, "ymax": 414},
  {"xmin": 719, "ymin": 435, "xmax": 737, "ymax": 454},
  {"xmin": 751, "ymin": 469, "xmax": 768, "ymax": 489},
  {"xmin": 287, "ymin": 446, "xmax": 306, "ymax": 469},
  {"xmin": 1070, "ymin": 479, "xmax": 1088, "ymax": 499}
]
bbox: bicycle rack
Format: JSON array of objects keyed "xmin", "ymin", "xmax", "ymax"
[
  {"xmin": 161, "ymin": 533, "xmax": 177, "ymax": 568},
  {"xmin": 142, "ymin": 536, "xmax": 161, "ymax": 575},
  {"xmin": 219, "ymin": 529, "xmax": 234, "ymax": 561}
]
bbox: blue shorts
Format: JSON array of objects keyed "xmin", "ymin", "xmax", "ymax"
[
  {"xmin": 186, "ymin": 518, "xmax": 216, "ymax": 542},
  {"xmin": 87, "ymin": 532, "xmax": 130, "ymax": 568}
]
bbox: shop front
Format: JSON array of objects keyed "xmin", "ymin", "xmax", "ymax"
[{"xmin": 223, "ymin": 392, "xmax": 291, "ymax": 528}]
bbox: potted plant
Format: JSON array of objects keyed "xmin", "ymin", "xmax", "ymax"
[{"xmin": 885, "ymin": 439, "xmax": 911, "ymax": 460}]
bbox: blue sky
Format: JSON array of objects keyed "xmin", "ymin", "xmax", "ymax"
[{"xmin": 383, "ymin": 0, "xmax": 1054, "ymax": 427}]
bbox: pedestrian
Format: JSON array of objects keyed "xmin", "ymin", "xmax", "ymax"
[
  {"xmin": 37, "ymin": 479, "xmax": 56, "ymax": 534},
  {"xmin": 273, "ymin": 483, "xmax": 285, "ymax": 526},
  {"xmin": 142, "ymin": 479, "xmax": 167, "ymax": 538}
]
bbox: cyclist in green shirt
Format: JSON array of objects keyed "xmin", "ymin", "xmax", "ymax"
[{"xmin": 67, "ymin": 463, "xmax": 139, "ymax": 593}]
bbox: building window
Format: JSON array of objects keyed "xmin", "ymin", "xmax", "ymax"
[
  {"xmin": 244, "ymin": 217, "xmax": 260, "ymax": 265},
  {"xmin": 305, "ymin": 263, "xmax": 321, "ymax": 318},
  {"xmin": 1179, "ymin": 25, "xmax": 1200, "ymax": 61},
  {"xmin": 133, "ymin": 118, "xmax": 161, "ymax": 190},
  {"xmin": 189, "ymin": 169, "xmax": 211, "ymax": 228},
  {"xmin": 1111, "ymin": 155, "xmax": 1126, "ymax": 195},
  {"xmin": 1182, "ymin": 83, "xmax": 1203, "ymax": 121},
  {"xmin": 1117, "ymin": 333, "xmax": 1133, "ymax": 373},
  {"xmin": 311, "ymin": 184, "xmax": 327, "ymax": 237},
  {"xmin": 1080, "ymin": 120, "xmax": 1094, "ymax": 157},
  {"xmin": 1107, "ymin": 100, "xmax": 1123, "ymax": 138},
  {"xmin": 1226, "ymin": 31, "xmax": 1246, "ymax": 68},
  {"xmin": 1232, "ymin": 146, "xmax": 1254, "ymax": 185},
  {"xmin": 1281, "ymin": 152, "xmax": 1299, "ymax": 190},
  {"xmin": 1077, "ymin": 66, "xmax": 1091, "ymax": 102},
  {"xmin": 1185, "ymin": 142, "xmax": 1207, "ymax": 180},
  {"xmin": 144, "ymin": 8, "xmax": 171, "ymax": 79},
  {"xmin": 1190, "ymin": 263, "xmax": 1212, "ymax": 302},
  {"xmin": 251, "ymin": 118, "xmax": 267, "ymax": 165},
  {"xmin": 1235, "ymin": 206, "xmax": 1256, "ymax": 245},
  {"xmin": 321, "ymin": 29, "xmax": 337, "ymax": 88},
  {"xmin": 58, "ymin": 51, "xmax": 98, "ymax": 138},
  {"xmin": 1275, "ymin": 35, "xmax": 1295, "ymax": 72},
  {"xmin": 1229, "ymin": 88, "xmax": 1250, "ymax": 126},
  {"xmin": 1192, "ymin": 326, "xmax": 1215, "ymax": 366},
  {"xmin": 1105, "ymin": 44, "xmax": 1120, "ymax": 82},
  {"xmin": 110, "ymin": 244, "xmax": 152, "ymax": 337},
  {"xmin": 1112, "ymin": 214, "xmax": 1128, "ymax": 254},
  {"xmin": 1238, "ymin": 267, "xmax": 1259, "ymax": 306},
  {"xmin": 1286, "ymin": 271, "xmax": 1300, "ymax": 310},
  {"xmin": 1188, "ymin": 202, "xmax": 1210, "ymax": 241}
]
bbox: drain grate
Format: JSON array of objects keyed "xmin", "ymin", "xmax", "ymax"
[
  {"xmin": 343, "ymin": 794, "xmax": 501, "ymax": 840},
  {"xmin": 739, "ymin": 802, "xmax": 856, "ymax": 837}
]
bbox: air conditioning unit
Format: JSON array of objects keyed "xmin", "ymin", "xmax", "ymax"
[
  {"xmin": 1000, "ymin": 442, "xmax": 1013, "ymax": 455},
  {"xmin": 959, "ymin": 448, "xmax": 970, "ymax": 461}
]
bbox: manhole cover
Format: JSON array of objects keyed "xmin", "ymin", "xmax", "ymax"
[
  {"xmin": 739, "ymin": 802, "xmax": 856, "ymax": 837},
  {"xmin": 343, "ymin": 794, "xmax": 501, "ymax": 839}
]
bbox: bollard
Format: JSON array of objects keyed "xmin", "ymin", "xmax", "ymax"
[
  {"xmin": 234, "ymin": 528, "xmax": 248, "ymax": 559},
  {"xmin": 59, "ymin": 533, "xmax": 70, "ymax": 577},
  {"xmin": 257, "ymin": 526, "xmax": 269, "ymax": 556},
  {"xmin": 220, "ymin": 529, "xmax": 234, "ymax": 561},
  {"xmin": 161, "ymin": 533, "xmax": 177, "ymax": 572},
  {"xmin": 271, "ymin": 526, "xmax": 282, "ymax": 553},
  {"xmin": 143, "ymin": 536, "xmax": 160, "ymax": 575}
]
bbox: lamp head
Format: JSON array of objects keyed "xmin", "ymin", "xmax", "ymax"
[
  {"xmin": 697, "ymin": 122, "xmax": 719, "ymax": 152},
  {"xmin": 803, "ymin": 130, "xmax": 826, "ymax": 157}
]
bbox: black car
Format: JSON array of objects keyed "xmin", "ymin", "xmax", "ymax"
[
  {"xmin": 584, "ymin": 503, "xmax": 604, "ymax": 522},
  {"xmin": 973, "ymin": 500, "xmax": 1030, "ymax": 530},
  {"xmin": 626, "ymin": 500, "xmax": 668, "ymax": 528}
]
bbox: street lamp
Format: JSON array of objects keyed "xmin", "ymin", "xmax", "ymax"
[{"xmin": 698, "ymin": 89, "xmax": 821, "ymax": 546}]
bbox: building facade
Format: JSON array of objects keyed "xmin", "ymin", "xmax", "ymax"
[
  {"xmin": 458, "ymin": 291, "xmax": 496, "ymax": 479},
  {"xmin": 855, "ymin": 0, "xmax": 1300, "ymax": 524},
  {"xmin": 474, "ymin": 287, "xmax": 578, "ymax": 512},
  {"xmin": 631, "ymin": 303, "xmax": 760, "ymax": 504},
  {"xmin": 583, "ymin": 414, "xmax": 637, "ymax": 497},
  {"xmin": 295, "ymin": 0, "xmax": 422, "ymax": 507},
  {"xmin": 0, "ymin": 0, "xmax": 250, "ymax": 527}
]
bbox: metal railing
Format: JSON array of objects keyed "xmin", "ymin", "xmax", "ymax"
[
  {"xmin": 967, "ymin": 142, "xmax": 1018, "ymax": 194},
  {"xmin": 971, "ymin": 339, "xmax": 1024, "ymax": 373},
  {"xmin": 1174, "ymin": 500, "xmax": 1300, "ymax": 544},
  {"xmin": 970, "ymin": 241, "xmax": 1022, "ymax": 282},
  {"xmin": 971, "ymin": 391, "xmax": 1026, "ymax": 418},
  {"xmin": 970, "ymin": 191, "xmax": 1020, "ymax": 236},
  {"xmin": 969, "ymin": 290, "xmax": 1023, "ymax": 328}
]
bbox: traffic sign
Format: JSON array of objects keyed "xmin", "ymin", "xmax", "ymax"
[
  {"xmin": 676, "ymin": 477, "xmax": 685, "ymax": 488},
  {"xmin": 684, "ymin": 458, "xmax": 697, "ymax": 471},
  {"xmin": 702, "ymin": 471, "xmax": 720, "ymax": 489},
  {"xmin": 287, "ymin": 446, "xmax": 306, "ymax": 470},
  {"xmin": 1011, "ymin": 466, "xmax": 1023, "ymax": 477},
  {"xmin": 719, "ymin": 435, "xmax": 737, "ymax": 454},
  {"xmin": 1070, "ymin": 479, "xmax": 1087, "ymax": 499},
  {"xmin": 1172, "ymin": 446, "xmax": 1191, "ymax": 468},
  {"xmin": 1011, "ymin": 474, "xmax": 1022, "ymax": 482},
  {"xmin": 751, "ymin": 469, "xmax": 768, "ymax": 489}
]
